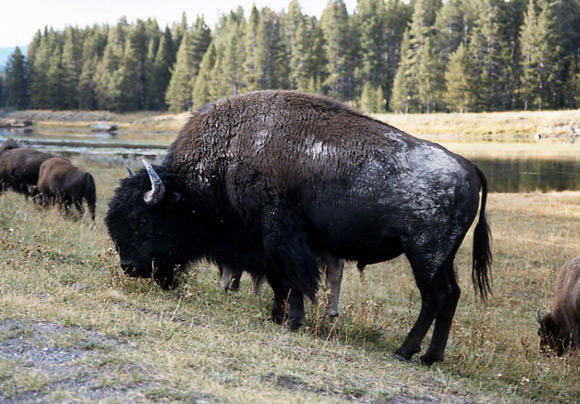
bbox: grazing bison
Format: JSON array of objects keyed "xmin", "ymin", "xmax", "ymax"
[
  {"xmin": 0, "ymin": 144, "xmax": 54, "ymax": 196},
  {"xmin": 105, "ymin": 90, "xmax": 491, "ymax": 365},
  {"xmin": 0, "ymin": 138, "xmax": 20, "ymax": 154},
  {"xmin": 37, "ymin": 157, "xmax": 97, "ymax": 220},
  {"xmin": 537, "ymin": 256, "xmax": 580, "ymax": 355}
]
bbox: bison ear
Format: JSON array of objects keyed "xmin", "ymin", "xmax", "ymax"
[{"xmin": 142, "ymin": 159, "xmax": 166, "ymax": 206}]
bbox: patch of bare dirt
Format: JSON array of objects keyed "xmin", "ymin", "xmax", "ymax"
[{"xmin": 0, "ymin": 319, "xmax": 159, "ymax": 403}]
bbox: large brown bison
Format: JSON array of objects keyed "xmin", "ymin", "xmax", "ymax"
[
  {"xmin": 537, "ymin": 257, "xmax": 580, "ymax": 355},
  {"xmin": 0, "ymin": 140, "xmax": 54, "ymax": 196},
  {"xmin": 37, "ymin": 157, "xmax": 96, "ymax": 220},
  {"xmin": 105, "ymin": 90, "xmax": 491, "ymax": 365}
]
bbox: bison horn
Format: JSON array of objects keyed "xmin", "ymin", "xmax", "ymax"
[
  {"xmin": 126, "ymin": 165, "xmax": 135, "ymax": 177},
  {"xmin": 536, "ymin": 309, "xmax": 543, "ymax": 324},
  {"xmin": 142, "ymin": 159, "xmax": 165, "ymax": 206}
]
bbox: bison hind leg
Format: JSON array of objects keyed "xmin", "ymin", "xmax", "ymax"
[{"xmin": 394, "ymin": 253, "xmax": 459, "ymax": 364}]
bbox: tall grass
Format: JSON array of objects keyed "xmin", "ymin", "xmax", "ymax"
[{"xmin": 1, "ymin": 158, "xmax": 579, "ymax": 402}]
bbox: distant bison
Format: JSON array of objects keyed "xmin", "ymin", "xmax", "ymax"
[
  {"xmin": 105, "ymin": 90, "xmax": 491, "ymax": 365},
  {"xmin": 0, "ymin": 138, "xmax": 20, "ymax": 154},
  {"xmin": 0, "ymin": 142, "xmax": 54, "ymax": 196},
  {"xmin": 37, "ymin": 157, "xmax": 96, "ymax": 220},
  {"xmin": 537, "ymin": 257, "xmax": 580, "ymax": 355}
]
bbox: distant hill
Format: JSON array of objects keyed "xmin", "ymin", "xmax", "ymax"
[{"xmin": 0, "ymin": 45, "xmax": 29, "ymax": 72}]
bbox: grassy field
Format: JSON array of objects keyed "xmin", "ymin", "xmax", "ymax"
[{"xmin": 1, "ymin": 151, "xmax": 580, "ymax": 403}]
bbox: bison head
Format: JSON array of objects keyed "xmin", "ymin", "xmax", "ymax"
[
  {"xmin": 536, "ymin": 309, "xmax": 570, "ymax": 356},
  {"xmin": 105, "ymin": 160, "xmax": 190, "ymax": 289}
]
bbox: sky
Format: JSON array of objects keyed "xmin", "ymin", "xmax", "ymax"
[{"xmin": 0, "ymin": 0, "xmax": 358, "ymax": 49}]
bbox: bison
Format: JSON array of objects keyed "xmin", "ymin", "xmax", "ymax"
[
  {"xmin": 105, "ymin": 90, "xmax": 491, "ymax": 365},
  {"xmin": 537, "ymin": 256, "xmax": 580, "ymax": 355},
  {"xmin": 0, "ymin": 138, "xmax": 20, "ymax": 154},
  {"xmin": 0, "ymin": 143, "xmax": 54, "ymax": 196},
  {"xmin": 37, "ymin": 157, "xmax": 97, "ymax": 220}
]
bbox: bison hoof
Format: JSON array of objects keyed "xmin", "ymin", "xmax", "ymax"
[
  {"xmin": 392, "ymin": 353, "xmax": 411, "ymax": 362},
  {"xmin": 419, "ymin": 353, "xmax": 443, "ymax": 366},
  {"xmin": 286, "ymin": 317, "xmax": 305, "ymax": 331},
  {"xmin": 270, "ymin": 312, "xmax": 285, "ymax": 325}
]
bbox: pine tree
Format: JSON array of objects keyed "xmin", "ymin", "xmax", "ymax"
[
  {"xmin": 383, "ymin": 0, "xmax": 412, "ymax": 109},
  {"xmin": 29, "ymin": 28, "xmax": 58, "ymax": 108},
  {"xmin": 165, "ymin": 30, "xmax": 195, "ymax": 112},
  {"xmin": 146, "ymin": 33, "xmax": 171, "ymax": 110},
  {"xmin": 520, "ymin": 0, "xmax": 562, "ymax": 110},
  {"xmin": 77, "ymin": 25, "xmax": 108, "ymax": 110},
  {"xmin": 283, "ymin": 0, "xmax": 307, "ymax": 90},
  {"xmin": 165, "ymin": 16, "xmax": 212, "ymax": 111},
  {"xmin": 354, "ymin": 0, "xmax": 388, "ymax": 97},
  {"xmin": 468, "ymin": 0, "xmax": 511, "ymax": 111},
  {"xmin": 444, "ymin": 43, "xmax": 476, "ymax": 112},
  {"xmin": 391, "ymin": 30, "xmax": 411, "ymax": 113},
  {"xmin": 320, "ymin": 0, "xmax": 356, "ymax": 100},
  {"xmin": 61, "ymin": 26, "xmax": 82, "ymax": 109},
  {"xmin": 390, "ymin": 0, "xmax": 443, "ymax": 112},
  {"xmin": 433, "ymin": 0, "xmax": 467, "ymax": 61},
  {"xmin": 172, "ymin": 12, "xmax": 188, "ymax": 52},
  {"xmin": 243, "ymin": 5, "xmax": 261, "ymax": 92},
  {"xmin": 192, "ymin": 42, "xmax": 217, "ymax": 107},
  {"xmin": 46, "ymin": 46, "xmax": 68, "ymax": 109},
  {"xmin": 5, "ymin": 47, "xmax": 29, "ymax": 109},
  {"xmin": 94, "ymin": 18, "xmax": 127, "ymax": 109},
  {"xmin": 190, "ymin": 16, "xmax": 213, "ymax": 100}
]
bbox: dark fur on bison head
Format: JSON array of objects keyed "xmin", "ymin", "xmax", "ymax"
[{"xmin": 105, "ymin": 161, "xmax": 192, "ymax": 289}]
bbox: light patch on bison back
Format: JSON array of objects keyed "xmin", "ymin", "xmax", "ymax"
[{"xmin": 387, "ymin": 140, "xmax": 471, "ymax": 274}]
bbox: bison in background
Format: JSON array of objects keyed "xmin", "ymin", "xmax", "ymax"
[
  {"xmin": 0, "ymin": 138, "xmax": 20, "ymax": 154},
  {"xmin": 105, "ymin": 90, "xmax": 492, "ymax": 365},
  {"xmin": 37, "ymin": 157, "xmax": 96, "ymax": 220},
  {"xmin": 537, "ymin": 257, "xmax": 580, "ymax": 355},
  {"xmin": 0, "ymin": 140, "xmax": 54, "ymax": 197}
]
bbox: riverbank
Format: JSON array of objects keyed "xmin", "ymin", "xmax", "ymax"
[{"xmin": 2, "ymin": 108, "xmax": 579, "ymax": 141}]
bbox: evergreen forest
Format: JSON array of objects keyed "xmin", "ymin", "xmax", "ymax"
[{"xmin": 1, "ymin": 0, "xmax": 580, "ymax": 114}]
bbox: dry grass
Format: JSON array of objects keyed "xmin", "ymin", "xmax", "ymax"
[
  {"xmin": 1, "ymin": 157, "xmax": 580, "ymax": 402},
  {"xmin": 374, "ymin": 109, "xmax": 580, "ymax": 142}
]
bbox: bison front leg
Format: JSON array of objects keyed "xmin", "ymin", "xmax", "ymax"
[{"xmin": 262, "ymin": 203, "xmax": 320, "ymax": 331}]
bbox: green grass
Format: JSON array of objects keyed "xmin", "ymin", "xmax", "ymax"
[{"xmin": 1, "ymin": 157, "xmax": 580, "ymax": 402}]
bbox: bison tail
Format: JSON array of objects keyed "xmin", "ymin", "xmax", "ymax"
[
  {"xmin": 472, "ymin": 165, "xmax": 493, "ymax": 301},
  {"xmin": 84, "ymin": 173, "xmax": 97, "ymax": 221}
]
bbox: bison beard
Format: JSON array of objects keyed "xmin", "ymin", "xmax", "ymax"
[{"xmin": 105, "ymin": 90, "xmax": 492, "ymax": 365}]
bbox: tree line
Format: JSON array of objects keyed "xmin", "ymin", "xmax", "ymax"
[{"xmin": 1, "ymin": 0, "xmax": 580, "ymax": 114}]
